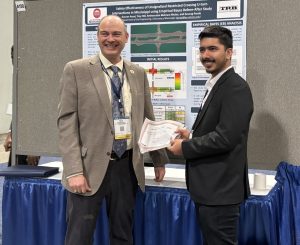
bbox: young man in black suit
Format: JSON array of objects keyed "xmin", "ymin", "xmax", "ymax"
[{"xmin": 168, "ymin": 26, "xmax": 253, "ymax": 244}]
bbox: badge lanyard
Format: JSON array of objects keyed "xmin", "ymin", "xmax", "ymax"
[
  {"xmin": 100, "ymin": 62, "xmax": 126, "ymax": 115},
  {"xmin": 101, "ymin": 62, "xmax": 132, "ymax": 140}
]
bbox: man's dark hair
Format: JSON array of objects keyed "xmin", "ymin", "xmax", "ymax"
[{"xmin": 198, "ymin": 26, "xmax": 233, "ymax": 49}]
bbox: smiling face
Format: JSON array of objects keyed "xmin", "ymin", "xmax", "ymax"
[
  {"xmin": 199, "ymin": 37, "xmax": 232, "ymax": 78},
  {"xmin": 97, "ymin": 16, "xmax": 129, "ymax": 64}
]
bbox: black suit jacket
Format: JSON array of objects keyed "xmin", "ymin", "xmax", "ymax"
[{"xmin": 182, "ymin": 68, "xmax": 253, "ymax": 205}]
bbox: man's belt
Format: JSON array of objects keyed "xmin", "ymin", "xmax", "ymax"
[{"xmin": 110, "ymin": 149, "xmax": 132, "ymax": 161}]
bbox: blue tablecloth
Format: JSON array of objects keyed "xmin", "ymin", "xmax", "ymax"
[
  {"xmin": 275, "ymin": 162, "xmax": 300, "ymax": 245},
  {"xmin": 2, "ymin": 176, "xmax": 288, "ymax": 245}
]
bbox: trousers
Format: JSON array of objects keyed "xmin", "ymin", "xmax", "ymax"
[
  {"xmin": 195, "ymin": 203, "xmax": 240, "ymax": 245},
  {"xmin": 65, "ymin": 151, "xmax": 138, "ymax": 245}
]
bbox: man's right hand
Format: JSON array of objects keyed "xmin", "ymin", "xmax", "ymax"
[{"xmin": 68, "ymin": 174, "xmax": 92, "ymax": 194}]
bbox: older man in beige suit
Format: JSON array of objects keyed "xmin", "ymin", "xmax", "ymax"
[{"xmin": 58, "ymin": 15, "xmax": 169, "ymax": 245}]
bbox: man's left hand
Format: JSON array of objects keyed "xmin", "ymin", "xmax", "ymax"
[
  {"xmin": 167, "ymin": 139, "xmax": 184, "ymax": 156},
  {"xmin": 154, "ymin": 166, "xmax": 165, "ymax": 182}
]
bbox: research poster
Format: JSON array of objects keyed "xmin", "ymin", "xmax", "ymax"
[{"xmin": 83, "ymin": 0, "xmax": 247, "ymax": 129}]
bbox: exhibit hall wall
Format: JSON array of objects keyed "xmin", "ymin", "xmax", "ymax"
[
  {"xmin": 0, "ymin": 2, "xmax": 13, "ymax": 134},
  {"xmin": 13, "ymin": 0, "xmax": 300, "ymax": 169}
]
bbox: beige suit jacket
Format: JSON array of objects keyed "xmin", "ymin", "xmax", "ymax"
[{"xmin": 58, "ymin": 55, "xmax": 169, "ymax": 195}]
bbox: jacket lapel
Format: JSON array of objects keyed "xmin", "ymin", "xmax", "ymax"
[
  {"xmin": 88, "ymin": 55, "xmax": 113, "ymax": 129},
  {"xmin": 192, "ymin": 68, "xmax": 234, "ymax": 130},
  {"xmin": 124, "ymin": 61, "xmax": 138, "ymax": 121},
  {"xmin": 192, "ymin": 92, "xmax": 213, "ymax": 130}
]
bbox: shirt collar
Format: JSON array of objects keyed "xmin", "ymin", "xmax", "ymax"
[
  {"xmin": 99, "ymin": 52, "xmax": 124, "ymax": 71},
  {"xmin": 205, "ymin": 66, "xmax": 233, "ymax": 91}
]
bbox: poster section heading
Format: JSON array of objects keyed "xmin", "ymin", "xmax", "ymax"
[{"xmin": 85, "ymin": 1, "xmax": 220, "ymax": 24}]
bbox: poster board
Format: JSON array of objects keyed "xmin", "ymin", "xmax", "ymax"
[{"xmin": 13, "ymin": 0, "xmax": 300, "ymax": 169}]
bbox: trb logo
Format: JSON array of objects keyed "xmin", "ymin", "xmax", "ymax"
[
  {"xmin": 217, "ymin": 0, "xmax": 240, "ymax": 19},
  {"xmin": 219, "ymin": 6, "xmax": 238, "ymax": 11}
]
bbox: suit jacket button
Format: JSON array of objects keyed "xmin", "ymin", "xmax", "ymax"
[
  {"xmin": 111, "ymin": 130, "xmax": 114, "ymax": 135},
  {"xmin": 106, "ymin": 152, "xmax": 110, "ymax": 156}
]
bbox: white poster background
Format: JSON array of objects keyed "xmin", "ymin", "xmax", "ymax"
[{"xmin": 82, "ymin": 0, "xmax": 247, "ymax": 130}]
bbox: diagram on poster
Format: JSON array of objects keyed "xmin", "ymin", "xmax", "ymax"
[
  {"xmin": 137, "ymin": 62, "xmax": 187, "ymax": 99},
  {"xmin": 131, "ymin": 23, "xmax": 186, "ymax": 53}
]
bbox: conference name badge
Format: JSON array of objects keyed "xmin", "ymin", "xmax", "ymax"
[{"xmin": 114, "ymin": 117, "xmax": 131, "ymax": 140}]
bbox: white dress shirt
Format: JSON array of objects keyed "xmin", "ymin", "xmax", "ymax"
[{"xmin": 200, "ymin": 65, "xmax": 233, "ymax": 109}]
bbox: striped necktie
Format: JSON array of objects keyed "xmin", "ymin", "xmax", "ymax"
[{"xmin": 110, "ymin": 65, "xmax": 127, "ymax": 158}]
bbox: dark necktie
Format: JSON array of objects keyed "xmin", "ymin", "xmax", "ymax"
[{"xmin": 110, "ymin": 65, "xmax": 127, "ymax": 158}]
